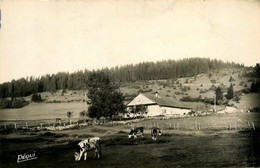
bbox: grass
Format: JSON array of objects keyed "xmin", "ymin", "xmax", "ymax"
[
  {"xmin": 0, "ymin": 102, "xmax": 85, "ymax": 122},
  {"xmin": 0, "ymin": 68, "xmax": 257, "ymax": 126},
  {"xmin": 1, "ymin": 68, "xmax": 259, "ymax": 167},
  {"xmin": 0, "ymin": 112, "xmax": 259, "ymax": 167},
  {"xmin": 0, "ymin": 128, "xmax": 259, "ymax": 168}
]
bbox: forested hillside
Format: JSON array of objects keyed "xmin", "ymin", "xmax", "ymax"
[{"xmin": 0, "ymin": 58, "xmax": 243, "ymax": 98}]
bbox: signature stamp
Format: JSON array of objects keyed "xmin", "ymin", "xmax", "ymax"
[{"xmin": 17, "ymin": 151, "xmax": 37, "ymax": 163}]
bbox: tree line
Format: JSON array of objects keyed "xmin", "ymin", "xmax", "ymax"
[
  {"xmin": 0, "ymin": 58, "xmax": 243, "ymax": 98},
  {"xmin": 250, "ymin": 63, "xmax": 260, "ymax": 93}
]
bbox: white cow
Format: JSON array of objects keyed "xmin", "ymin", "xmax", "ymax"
[
  {"xmin": 128, "ymin": 127, "xmax": 144, "ymax": 138},
  {"xmin": 74, "ymin": 137, "xmax": 101, "ymax": 161}
]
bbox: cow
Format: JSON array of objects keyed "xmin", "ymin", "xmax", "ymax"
[
  {"xmin": 151, "ymin": 127, "xmax": 162, "ymax": 140},
  {"xmin": 74, "ymin": 137, "xmax": 101, "ymax": 161},
  {"xmin": 56, "ymin": 118, "xmax": 62, "ymax": 122},
  {"xmin": 128, "ymin": 127, "xmax": 144, "ymax": 138}
]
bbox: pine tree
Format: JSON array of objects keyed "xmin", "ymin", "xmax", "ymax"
[
  {"xmin": 226, "ymin": 83, "xmax": 234, "ymax": 99},
  {"xmin": 86, "ymin": 72, "xmax": 126, "ymax": 120},
  {"xmin": 215, "ymin": 87, "xmax": 223, "ymax": 105}
]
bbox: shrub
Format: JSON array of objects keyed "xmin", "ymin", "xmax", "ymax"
[
  {"xmin": 248, "ymin": 107, "xmax": 260, "ymax": 112},
  {"xmin": 182, "ymin": 87, "xmax": 187, "ymax": 92},
  {"xmin": 210, "ymin": 79, "xmax": 216, "ymax": 84},
  {"xmin": 0, "ymin": 98, "xmax": 28, "ymax": 109},
  {"xmin": 31, "ymin": 93, "xmax": 42, "ymax": 102},
  {"xmin": 239, "ymin": 81, "xmax": 245, "ymax": 86}
]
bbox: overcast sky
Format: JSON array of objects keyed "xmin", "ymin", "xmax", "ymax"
[{"xmin": 0, "ymin": 0, "xmax": 260, "ymax": 83}]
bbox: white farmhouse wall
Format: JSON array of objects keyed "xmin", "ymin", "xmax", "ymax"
[
  {"xmin": 146, "ymin": 105, "xmax": 190, "ymax": 117},
  {"xmin": 160, "ymin": 107, "xmax": 190, "ymax": 116},
  {"xmin": 147, "ymin": 105, "xmax": 161, "ymax": 116},
  {"xmin": 128, "ymin": 94, "xmax": 155, "ymax": 106}
]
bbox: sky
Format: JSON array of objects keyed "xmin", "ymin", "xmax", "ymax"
[{"xmin": 0, "ymin": 0, "xmax": 260, "ymax": 83}]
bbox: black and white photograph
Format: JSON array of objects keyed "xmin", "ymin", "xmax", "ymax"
[{"xmin": 0, "ymin": 0, "xmax": 259, "ymax": 167}]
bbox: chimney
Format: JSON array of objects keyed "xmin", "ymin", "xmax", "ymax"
[{"xmin": 155, "ymin": 91, "xmax": 159, "ymax": 98}]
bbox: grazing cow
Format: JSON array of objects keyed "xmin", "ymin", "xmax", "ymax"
[
  {"xmin": 56, "ymin": 118, "xmax": 62, "ymax": 125},
  {"xmin": 128, "ymin": 127, "xmax": 144, "ymax": 138},
  {"xmin": 74, "ymin": 137, "xmax": 101, "ymax": 161},
  {"xmin": 56, "ymin": 118, "xmax": 62, "ymax": 122},
  {"xmin": 151, "ymin": 127, "xmax": 162, "ymax": 140}
]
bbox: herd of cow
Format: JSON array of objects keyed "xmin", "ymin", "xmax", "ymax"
[{"xmin": 74, "ymin": 127, "xmax": 162, "ymax": 161}]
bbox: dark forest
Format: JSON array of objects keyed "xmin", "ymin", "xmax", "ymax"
[{"xmin": 0, "ymin": 58, "xmax": 243, "ymax": 98}]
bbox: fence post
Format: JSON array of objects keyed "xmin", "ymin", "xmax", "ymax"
[
  {"xmin": 247, "ymin": 122, "xmax": 251, "ymax": 130},
  {"xmin": 14, "ymin": 123, "xmax": 17, "ymax": 130},
  {"xmin": 169, "ymin": 123, "xmax": 171, "ymax": 129},
  {"xmin": 40, "ymin": 123, "xmax": 43, "ymax": 130},
  {"xmin": 26, "ymin": 122, "xmax": 28, "ymax": 129},
  {"xmin": 229, "ymin": 123, "xmax": 231, "ymax": 130},
  {"xmin": 252, "ymin": 122, "xmax": 255, "ymax": 130},
  {"xmin": 4, "ymin": 124, "xmax": 6, "ymax": 130},
  {"xmin": 238, "ymin": 122, "xmax": 242, "ymax": 130}
]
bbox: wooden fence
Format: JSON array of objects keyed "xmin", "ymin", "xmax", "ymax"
[{"xmin": 1, "ymin": 120, "xmax": 259, "ymax": 131}]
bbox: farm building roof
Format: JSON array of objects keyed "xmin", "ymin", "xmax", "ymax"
[{"xmin": 128, "ymin": 93, "xmax": 195, "ymax": 109}]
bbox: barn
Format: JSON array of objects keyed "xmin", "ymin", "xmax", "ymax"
[{"xmin": 127, "ymin": 93, "xmax": 191, "ymax": 117}]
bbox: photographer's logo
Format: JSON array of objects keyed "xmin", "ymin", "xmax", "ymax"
[{"xmin": 17, "ymin": 151, "xmax": 37, "ymax": 163}]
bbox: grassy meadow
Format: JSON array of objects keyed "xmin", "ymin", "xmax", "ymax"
[
  {"xmin": 0, "ymin": 112, "xmax": 259, "ymax": 168},
  {"xmin": 0, "ymin": 68, "xmax": 258, "ymax": 125},
  {"xmin": 0, "ymin": 67, "xmax": 259, "ymax": 167}
]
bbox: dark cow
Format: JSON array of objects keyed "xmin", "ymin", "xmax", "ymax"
[
  {"xmin": 56, "ymin": 118, "xmax": 62, "ymax": 122},
  {"xmin": 74, "ymin": 137, "xmax": 101, "ymax": 161},
  {"xmin": 128, "ymin": 127, "xmax": 144, "ymax": 138},
  {"xmin": 151, "ymin": 127, "xmax": 162, "ymax": 140}
]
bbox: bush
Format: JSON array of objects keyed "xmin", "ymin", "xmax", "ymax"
[
  {"xmin": 249, "ymin": 107, "xmax": 260, "ymax": 112},
  {"xmin": 182, "ymin": 87, "xmax": 187, "ymax": 92},
  {"xmin": 239, "ymin": 81, "xmax": 245, "ymax": 86},
  {"xmin": 210, "ymin": 79, "xmax": 216, "ymax": 84},
  {"xmin": 11, "ymin": 98, "xmax": 23, "ymax": 108},
  {"xmin": 0, "ymin": 98, "xmax": 28, "ymax": 109},
  {"xmin": 31, "ymin": 93, "xmax": 42, "ymax": 102},
  {"xmin": 0, "ymin": 99, "xmax": 10, "ymax": 108}
]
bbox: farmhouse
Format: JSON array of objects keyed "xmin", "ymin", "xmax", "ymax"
[{"xmin": 127, "ymin": 93, "xmax": 191, "ymax": 117}]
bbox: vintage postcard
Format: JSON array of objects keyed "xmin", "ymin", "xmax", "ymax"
[{"xmin": 0, "ymin": 0, "xmax": 259, "ymax": 167}]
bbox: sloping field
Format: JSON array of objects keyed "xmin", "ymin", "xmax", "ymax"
[{"xmin": 0, "ymin": 102, "xmax": 86, "ymax": 121}]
